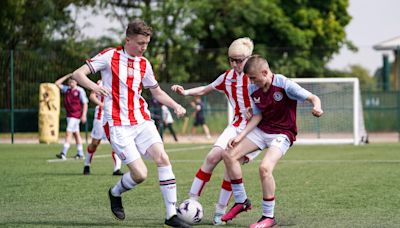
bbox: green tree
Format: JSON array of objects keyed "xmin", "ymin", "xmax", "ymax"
[
  {"xmin": 187, "ymin": 0, "xmax": 353, "ymax": 80},
  {"xmin": 95, "ymin": 0, "xmax": 352, "ymax": 82},
  {"xmin": 0, "ymin": 0, "xmax": 97, "ymax": 50},
  {"xmin": 0, "ymin": 0, "xmax": 99, "ymax": 109},
  {"xmin": 98, "ymin": 0, "xmax": 196, "ymax": 83},
  {"xmin": 324, "ymin": 64, "xmax": 376, "ymax": 90}
]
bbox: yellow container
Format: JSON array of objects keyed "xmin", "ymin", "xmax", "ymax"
[{"xmin": 38, "ymin": 83, "xmax": 60, "ymax": 144}]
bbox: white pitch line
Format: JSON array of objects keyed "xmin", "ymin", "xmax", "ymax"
[
  {"xmin": 47, "ymin": 144, "xmax": 400, "ymax": 164},
  {"xmin": 47, "ymin": 145, "xmax": 211, "ymax": 163},
  {"xmin": 280, "ymin": 160, "xmax": 400, "ymax": 163},
  {"xmin": 170, "ymin": 159, "xmax": 400, "ymax": 163}
]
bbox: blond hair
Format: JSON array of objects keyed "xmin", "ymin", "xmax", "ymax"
[{"xmin": 228, "ymin": 37, "xmax": 254, "ymax": 57}]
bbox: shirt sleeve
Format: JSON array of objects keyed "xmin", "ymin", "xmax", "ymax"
[
  {"xmin": 86, "ymin": 48, "xmax": 113, "ymax": 74},
  {"xmin": 60, "ymin": 85, "xmax": 68, "ymax": 93},
  {"xmin": 78, "ymin": 87, "xmax": 89, "ymax": 104},
  {"xmin": 285, "ymin": 79, "xmax": 312, "ymax": 102},
  {"xmin": 142, "ymin": 59, "xmax": 158, "ymax": 89},
  {"xmin": 211, "ymin": 72, "xmax": 228, "ymax": 91}
]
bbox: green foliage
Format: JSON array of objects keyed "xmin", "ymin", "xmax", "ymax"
[
  {"xmin": 186, "ymin": 0, "xmax": 352, "ymax": 79},
  {"xmin": 0, "ymin": 0, "xmax": 97, "ymax": 50},
  {"xmin": 324, "ymin": 64, "xmax": 376, "ymax": 90},
  {"xmin": 97, "ymin": 0, "xmax": 352, "ymax": 81}
]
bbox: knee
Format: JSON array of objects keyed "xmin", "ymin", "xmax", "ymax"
[
  {"xmin": 205, "ymin": 150, "xmax": 223, "ymax": 166},
  {"xmin": 153, "ymin": 152, "xmax": 171, "ymax": 167},
  {"xmin": 92, "ymin": 140, "xmax": 101, "ymax": 146},
  {"xmin": 221, "ymin": 149, "xmax": 234, "ymax": 163},
  {"xmin": 131, "ymin": 170, "xmax": 147, "ymax": 184},
  {"xmin": 88, "ymin": 143, "xmax": 98, "ymax": 151},
  {"xmin": 259, "ymin": 164, "xmax": 273, "ymax": 179}
]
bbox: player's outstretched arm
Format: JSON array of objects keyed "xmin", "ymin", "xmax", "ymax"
[
  {"xmin": 72, "ymin": 65, "xmax": 110, "ymax": 97},
  {"xmin": 151, "ymin": 86, "xmax": 186, "ymax": 118},
  {"xmin": 55, "ymin": 73, "xmax": 72, "ymax": 88},
  {"xmin": 171, "ymin": 84, "xmax": 213, "ymax": 96},
  {"xmin": 307, "ymin": 94, "xmax": 324, "ymax": 117}
]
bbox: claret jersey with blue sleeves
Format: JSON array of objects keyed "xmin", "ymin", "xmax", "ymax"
[{"xmin": 250, "ymin": 74, "xmax": 311, "ymax": 144}]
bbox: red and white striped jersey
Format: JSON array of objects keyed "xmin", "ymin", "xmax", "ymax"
[
  {"xmin": 86, "ymin": 46, "xmax": 156, "ymax": 126},
  {"xmin": 93, "ymin": 80, "xmax": 104, "ymax": 121},
  {"xmin": 211, "ymin": 69, "xmax": 254, "ymax": 130}
]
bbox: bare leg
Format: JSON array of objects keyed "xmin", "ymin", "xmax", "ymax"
[{"xmin": 259, "ymin": 146, "xmax": 282, "ymax": 199}]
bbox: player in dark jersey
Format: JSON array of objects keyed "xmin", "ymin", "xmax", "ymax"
[{"xmin": 221, "ymin": 55, "xmax": 323, "ymax": 227}]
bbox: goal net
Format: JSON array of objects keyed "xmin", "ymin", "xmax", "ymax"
[
  {"xmin": 293, "ymin": 78, "xmax": 367, "ymax": 145},
  {"xmin": 228, "ymin": 77, "xmax": 368, "ymax": 145}
]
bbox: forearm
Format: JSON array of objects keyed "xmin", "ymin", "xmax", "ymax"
[
  {"xmin": 55, "ymin": 73, "xmax": 72, "ymax": 86},
  {"xmin": 307, "ymin": 94, "xmax": 324, "ymax": 117},
  {"xmin": 72, "ymin": 65, "xmax": 98, "ymax": 91},
  {"xmin": 82, "ymin": 103, "xmax": 88, "ymax": 117},
  {"xmin": 184, "ymin": 85, "xmax": 212, "ymax": 96},
  {"xmin": 154, "ymin": 89, "xmax": 181, "ymax": 110},
  {"xmin": 239, "ymin": 114, "xmax": 262, "ymax": 137},
  {"xmin": 308, "ymin": 94, "xmax": 321, "ymax": 109}
]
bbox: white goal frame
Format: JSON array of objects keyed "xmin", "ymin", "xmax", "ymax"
[{"xmin": 227, "ymin": 77, "xmax": 367, "ymax": 145}]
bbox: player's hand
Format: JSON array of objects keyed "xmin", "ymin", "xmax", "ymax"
[
  {"xmin": 174, "ymin": 105, "xmax": 186, "ymax": 118},
  {"xmin": 245, "ymin": 107, "xmax": 253, "ymax": 120},
  {"xmin": 228, "ymin": 136, "xmax": 242, "ymax": 149},
  {"xmin": 312, "ymin": 107, "xmax": 324, "ymax": 117},
  {"xmin": 81, "ymin": 115, "xmax": 87, "ymax": 124},
  {"xmin": 171, "ymin": 85, "xmax": 185, "ymax": 95},
  {"xmin": 94, "ymin": 85, "xmax": 110, "ymax": 97}
]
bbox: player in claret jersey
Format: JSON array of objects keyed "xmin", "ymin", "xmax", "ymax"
[
  {"xmin": 171, "ymin": 37, "xmax": 262, "ymax": 225},
  {"xmin": 55, "ymin": 73, "xmax": 88, "ymax": 160},
  {"xmin": 71, "ymin": 19, "xmax": 191, "ymax": 228},
  {"xmin": 221, "ymin": 55, "xmax": 324, "ymax": 227}
]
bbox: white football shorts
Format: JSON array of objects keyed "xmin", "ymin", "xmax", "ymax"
[
  {"xmin": 109, "ymin": 121, "xmax": 163, "ymax": 165},
  {"xmin": 91, "ymin": 119, "xmax": 105, "ymax": 140},
  {"xmin": 246, "ymin": 127, "xmax": 291, "ymax": 155},
  {"xmin": 214, "ymin": 125, "xmax": 262, "ymax": 162},
  {"xmin": 66, "ymin": 117, "xmax": 80, "ymax": 132}
]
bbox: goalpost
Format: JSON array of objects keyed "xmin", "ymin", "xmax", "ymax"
[{"xmin": 227, "ymin": 77, "xmax": 368, "ymax": 145}]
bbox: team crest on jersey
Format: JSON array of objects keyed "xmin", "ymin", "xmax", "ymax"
[
  {"xmin": 73, "ymin": 91, "xmax": 79, "ymax": 97},
  {"xmin": 273, "ymin": 92, "xmax": 283, "ymax": 101},
  {"xmin": 128, "ymin": 68, "xmax": 134, "ymax": 77}
]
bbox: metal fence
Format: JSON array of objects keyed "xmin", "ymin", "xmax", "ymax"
[{"xmin": 1, "ymin": 49, "xmax": 400, "ymax": 142}]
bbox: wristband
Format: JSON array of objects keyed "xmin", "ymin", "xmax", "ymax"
[{"xmin": 183, "ymin": 90, "xmax": 189, "ymax": 96}]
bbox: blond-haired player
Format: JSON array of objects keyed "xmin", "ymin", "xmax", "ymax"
[
  {"xmin": 222, "ymin": 55, "xmax": 323, "ymax": 227},
  {"xmin": 171, "ymin": 37, "xmax": 261, "ymax": 225}
]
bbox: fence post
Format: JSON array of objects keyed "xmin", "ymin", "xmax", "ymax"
[
  {"xmin": 10, "ymin": 50, "xmax": 14, "ymax": 144},
  {"xmin": 398, "ymin": 91, "xmax": 400, "ymax": 142}
]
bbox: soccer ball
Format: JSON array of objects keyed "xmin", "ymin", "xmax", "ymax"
[{"xmin": 177, "ymin": 199, "xmax": 204, "ymax": 225}]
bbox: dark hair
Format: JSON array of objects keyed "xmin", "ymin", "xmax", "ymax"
[{"xmin": 126, "ymin": 19, "xmax": 153, "ymax": 37}]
